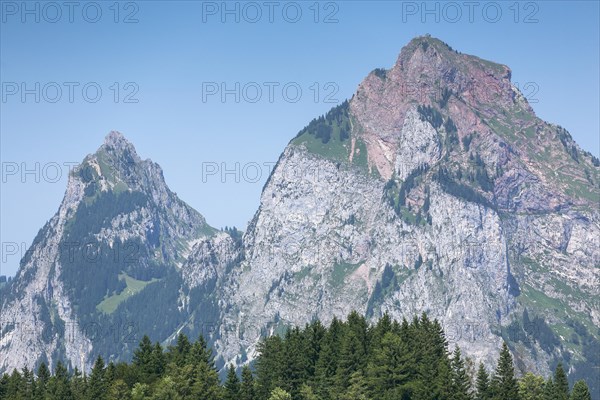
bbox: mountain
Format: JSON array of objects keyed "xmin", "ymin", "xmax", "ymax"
[
  {"xmin": 200, "ymin": 36, "xmax": 600, "ymax": 390},
  {"xmin": 1, "ymin": 36, "xmax": 598, "ymax": 393},
  {"xmin": 0, "ymin": 132, "xmax": 219, "ymax": 372}
]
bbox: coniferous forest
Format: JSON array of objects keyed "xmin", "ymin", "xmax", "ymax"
[{"xmin": 0, "ymin": 312, "xmax": 592, "ymax": 400}]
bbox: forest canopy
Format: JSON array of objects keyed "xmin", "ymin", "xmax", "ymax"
[{"xmin": 0, "ymin": 312, "xmax": 591, "ymax": 400}]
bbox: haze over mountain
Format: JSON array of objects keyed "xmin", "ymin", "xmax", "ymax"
[{"xmin": 1, "ymin": 36, "xmax": 598, "ymax": 395}]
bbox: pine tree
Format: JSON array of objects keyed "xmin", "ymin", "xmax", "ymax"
[
  {"xmin": 450, "ymin": 346, "xmax": 472, "ymax": 400},
  {"xmin": 554, "ymin": 363, "xmax": 570, "ymax": 400},
  {"xmin": 570, "ymin": 380, "xmax": 591, "ymax": 400},
  {"xmin": 475, "ymin": 363, "xmax": 491, "ymax": 400},
  {"xmin": 491, "ymin": 342, "xmax": 519, "ymax": 400},
  {"xmin": 88, "ymin": 355, "xmax": 106, "ymax": 400},
  {"xmin": 240, "ymin": 365, "xmax": 256, "ymax": 400},
  {"xmin": 224, "ymin": 364, "xmax": 240, "ymax": 400}
]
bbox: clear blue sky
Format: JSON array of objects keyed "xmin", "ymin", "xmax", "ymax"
[{"xmin": 1, "ymin": 1, "xmax": 599, "ymax": 276}]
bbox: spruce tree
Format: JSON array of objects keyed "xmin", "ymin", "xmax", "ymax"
[
  {"xmin": 342, "ymin": 371, "xmax": 370, "ymax": 400},
  {"xmin": 543, "ymin": 377, "xmax": 554, "ymax": 400},
  {"xmin": 189, "ymin": 335, "xmax": 214, "ymax": 368},
  {"xmin": 336, "ymin": 313, "xmax": 369, "ymax": 392},
  {"xmin": 150, "ymin": 342, "xmax": 166, "ymax": 380},
  {"xmin": 475, "ymin": 363, "xmax": 491, "ymax": 400},
  {"xmin": 0, "ymin": 374, "xmax": 8, "ymax": 399},
  {"xmin": 7, "ymin": 369, "xmax": 24, "ymax": 400},
  {"xmin": 491, "ymin": 342, "xmax": 519, "ymax": 400},
  {"xmin": 132, "ymin": 335, "xmax": 154, "ymax": 383},
  {"xmin": 168, "ymin": 333, "xmax": 191, "ymax": 367},
  {"xmin": 314, "ymin": 317, "xmax": 342, "ymax": 398},
  {"xmin": 554, "ymin": 363, "xmax": 570, "ymax": 400},
  {"xmin": 414, "ymin": 315, "xmax": 450, "ymax": 400},
  {"xmin": 280, "ymin": 327, "xmax": 308, "ymax": 396},
  {"xmin": 22, "ymin": 366, "xmax": 35, "ymax": 399},
  {"xmin": 570, "ymin": 380, "xmax": 592, "ymax": 400},
  {"xmin": 305, "ymin": 320, "xmax": 326, "ymax": 379},
  {"xmin": 450, "ymin": 346, "xmax": 472, "ymax": 400},
  {"xmin": 70, "ymin": 367, "xmax": 87, "ymax": 400},
  {"xmin": 367, "ymin": 332, "xmax": 412, "ymax": 398},
  {"xmin": 104, "ymin": 361, "xmax": 116, "ymax": 388},
  {"xmin": 256, "ymin": 335, "xmax": 284, "ymax": 399},
  {"xmin": 47, "ymin": 361, "xmax": 72, "ymax": 400},
  {"xmin": 336, "ymin": 329, "xmax": 365, "ymax": 391},
  {"xmin": 240, "ymin": 365, "xmax": 256, "ymax": 400},
  {"xmin": 224, "ymin": 364, "xmax": 241, "ymax": 400},
  {"xmin": 369, "ymin": 312, "xmax": 392, "ymax": 352},
  {"xmin": 436, "ymin": 356, "xmax": 455, "ymax": 400},
  {"xmin": 88, "ymin": 355, "xmax": 106, "ymax": 400},
  {"xmin": 189, "ymin": 353, "xmax": 222, "ymax": 400},
  {"xmin": 35, "ymin": 362, "xmax": 50, "ymax": 400}
]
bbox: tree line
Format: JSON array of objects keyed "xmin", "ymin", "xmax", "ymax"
[{"xmin": 0, "ymin": 312, "xmax": 592, "ymax": 400}]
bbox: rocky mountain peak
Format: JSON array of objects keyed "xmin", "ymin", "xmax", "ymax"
[
  {"xmin": 72, "ymin": 131, "xmax": 165, "ymax": 196},
  {"xmin": 347, "ymin": 36, "xmax": 599, "ymax": 212},
  {"xmin": 101, "ymin": 130, "xmax": 141, "ymax": 160},
  {"xmin": 104, "ymin": 130, "xmax": 135, "ymax": 149}
]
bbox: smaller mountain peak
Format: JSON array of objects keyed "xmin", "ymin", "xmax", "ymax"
[
  {"xmin": 104, "ymin": 130, "xmax": 128, "ymax": 146},
  {"xmin": 101, "ymin": 131, "xmax": 141, "ymax": 162}
]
